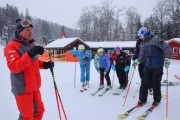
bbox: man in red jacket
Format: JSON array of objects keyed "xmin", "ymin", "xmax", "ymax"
[{"xmin": 4, "ymin": 19, "xmax": 54, "ymax": 120}]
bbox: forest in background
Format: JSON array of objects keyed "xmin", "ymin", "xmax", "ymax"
[{"xmin": 0, "ymin": 0, "xmax": 180, "ymax": 45}]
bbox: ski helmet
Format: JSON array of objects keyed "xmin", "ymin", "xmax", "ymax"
[
  {"xmin": 78, "ymin": 44, "xmax": 85, "ymax": 52},
  {"xmin": 138, "ymin": 27, "xmax": 150, "ymax": 39}
]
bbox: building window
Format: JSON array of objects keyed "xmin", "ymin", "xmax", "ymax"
[
  {"xmin": 173, "ymin": 47, "xmax": 178, "ymax": 54},
  {"xmin": 73, "ymin": 47, "xmax": 76, "ymax": 50},
  {"xmin": 87, "ymin": 50, "xmax": 92, "ymax": 55},
  {"xmin": 124, "ymin": 50, "xmax": 130, "ymax": 54},
  {"xmin": 108, "ymin": 50, "xmax": 114, "ymax": 56}
]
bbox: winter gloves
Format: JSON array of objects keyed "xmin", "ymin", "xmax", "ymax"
[
  {"xmin": 111, "ymin": 64, "xmax": 116, "ymax": 71},
  {"xmin": 83, "ymin": 57, "xmax": 88, "ymax": 62},
  {"xmin": 28, "ymin": 46, "xmax": 44, "ymax": 58},
  {"xmin": 164, "ymin": 58, "xmax": 170, "ymax": 68},
  {"xmin": 124, "ymin": 66, "xmax": 130, "ymax": 72},
  {"xmin": 132, "ymin": 60, "xmax": 140, "ymax": 67},
  {"xmin": 43, "ymin": 61, "xmax": 55, "ymax": 69}
]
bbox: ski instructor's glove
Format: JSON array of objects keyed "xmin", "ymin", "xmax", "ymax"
[
  {"xmin": 28, "ymin": 46, "xmax": 44, "ymax": 58},
  {"xmin": 132, "ymin": 60, "xmax": 140, "ymax": 68},
  {"xmin": 164, "ymin": 58, "xmax": 170, "ymax": 68},
  {"xmin": 43, "ymin": 61, "xmax": 55, "ymax": 69}
]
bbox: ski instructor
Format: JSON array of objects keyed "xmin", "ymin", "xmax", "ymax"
[
  {"xmin": 133, "ymin": 27, "xmax": 172, "ymax": 107},
  {"xmin": 4, "ymin": 19, "xmax": 54, "ymax": 120}
]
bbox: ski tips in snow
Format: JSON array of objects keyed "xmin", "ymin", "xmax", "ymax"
[{"xmin": 118, "ymin": 112, "xmax": 129, "ymax": 119}]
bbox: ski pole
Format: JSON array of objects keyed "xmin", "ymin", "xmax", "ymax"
[
  {"xmin": 133, "ymin": 83, "xmax": 140, "ymax": 98},
  {"xmin": 49, "ymin": 50, "xmax": 67, "ymax": 120},
  {"xmin": 166, "ymin": 68, "xmax": 169, "ymax": 118},
  {"xmin": 112, "ymin": 71, "xmax": 115, "ymax": 88},
  {"xmin": 86, "ymin": 62, "xmax": 90, "ymax": 88},
  {"xmin": 123, "ymin": 67, "xmax": 136, "ymax": 107},
  {"xmin": 74, "ymin": 62, "xmax": 76, "ymax": 88},
  {"xmin": 123, "ymin": 67, "xmax": 133, "ymax": 97}
]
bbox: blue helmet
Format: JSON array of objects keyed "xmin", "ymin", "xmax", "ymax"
[{"xmin": 138, "ymin": 27, "xmax": 150, "ymax": 39}]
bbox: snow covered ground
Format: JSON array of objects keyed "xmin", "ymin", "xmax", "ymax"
[{"xmin": 0, "ymin": 45, "xmax": 180, "ymax": 120}]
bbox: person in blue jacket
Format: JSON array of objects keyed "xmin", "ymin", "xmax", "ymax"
[
  {"xmin": 94, "ymin": 48, "xmax": 111, "ymax": 89},
  {"xmin": 70, "ymin": 44, "xmax": 92, "ymax": 87}
]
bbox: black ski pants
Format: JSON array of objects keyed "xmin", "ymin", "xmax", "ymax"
[
  {"xmin": 116, "ymin": 69, "xmax": 128, "ymax": 86},
  {"xmin": 139, "ymin": 67, "xmax": 163, "ymax": 102},
  {"xmin": 99, "ymin": 67, "xmax": 111, "ymax": 86}
]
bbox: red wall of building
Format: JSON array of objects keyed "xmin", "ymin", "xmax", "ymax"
[{"xmin": 168, "ymin": 41, "xmax": 180, "ymax": 60}]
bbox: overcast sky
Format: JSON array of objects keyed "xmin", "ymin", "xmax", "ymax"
[{"xmin": 0, "ymin": 0, "xmax": 161, "ymax": 28}]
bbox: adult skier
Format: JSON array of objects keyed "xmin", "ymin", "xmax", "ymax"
[
  {"xmin": 133, "ymin": 27, "xmax": 172, "ymax": 107},
  {"xmin": 132, "ymin": 38, "xmax": 153, "ymax": 94},
  {"xmin": 110, "ymin": 47, "xmax": 131, "ymax": 89},
  {"xmin": 4, "ymin": 19, "xmax": 54, "ymax": 120},
  {"xmin": 70, "ymin": 44, "xmax": 92, "ymax": 87}
]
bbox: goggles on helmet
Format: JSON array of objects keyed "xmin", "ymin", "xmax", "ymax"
[{"xmin": 21, "ymin": 20, "xmax": 32, "ymax": 27}]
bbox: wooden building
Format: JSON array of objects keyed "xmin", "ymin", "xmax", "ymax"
[
  {"xmin": 167, "ymin": 38, "xmax": 180, "ymax": 60},
  {"xmin": 45, "ymin": 37, "xmax": 136, "ymax": 60}
]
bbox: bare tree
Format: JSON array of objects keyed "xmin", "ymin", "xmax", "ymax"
[
  {"xmin": 153, "ymin": 0, "xmax": 168, "ymax": 38},
  {"xmin": 125, "ymin": 7, "xmax": 140, "ymax": 40}
]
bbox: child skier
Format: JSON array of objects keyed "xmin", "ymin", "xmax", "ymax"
[
  {"xmin": 110, "ymin": 46, "xmax": 131, "ymax": 89},
  {"xmin": 94, "ymin": 48, "xmax": 111, "ymax": 90}
]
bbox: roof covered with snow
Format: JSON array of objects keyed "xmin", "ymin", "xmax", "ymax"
[
  {"xmin": 45, "ymin": 37, "xmax": 136, "ymax": 49},
  {"xmin": 167, "ymin": 38, "xmax": 180, "ymax": 44},
  {"xmin": 45, "ymin": 37, "xmax": 83, "ymax": 48},
  {"xmin": 170, "ymin": 38, "xmax": 180, "ymax": 42},
  {"xmin": 85, "ymin": 41, "xmax": 136, "ymax": 48}
]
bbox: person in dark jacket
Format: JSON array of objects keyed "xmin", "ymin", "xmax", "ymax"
[
  {"xmin": 110, "ymin": 47, "xmax": 131, "ymax": 89},
  {"xmin": 133, "ymin": 27, "xmax": 172, "ymax": 107},
  {"xmin": 4, "ymin": 19, "xmax": 54, "ymax": 120},
  {"xmin": 132, "ymin": 39, "xmax": 153, "ymax": 94}
]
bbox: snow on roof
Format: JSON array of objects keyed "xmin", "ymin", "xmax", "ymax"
[
  {"xmin": 167, "ymin": 38, "xmax": 180, "ymax": 44},
  {"xmin": 85, "ymin": 41, "xmax": 136, "ymax": 48},
  {"xmin": 170, "ymin": 38, "xmax": 180, "ymax": 42},
  {"xmin": 45, "ymin": 37, "xmax": 82, "ymax": 48},
  {"xmin": 45, "ymin": 37, "xmax": 136, "ymax": 49}
]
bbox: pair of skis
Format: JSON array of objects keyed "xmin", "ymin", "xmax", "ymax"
[
  {"xmin": 119, "ymin": 95, "xmax": 166, "ymax": 120},
  {"xmin": 119, "ymin": 104, "xmax": 159, "ymax": 120},
  {"xmin": 113, "ymin": 88, "xmax": 125, "ymax": 95},
  {"xmin": 91, "ymin": 86, "xmax": 112, "ymax": 96},
  {"xmin": 174, "ymin": 75, "xmax": 180, "ymax": 80}
]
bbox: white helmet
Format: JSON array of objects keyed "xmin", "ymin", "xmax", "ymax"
[{"xmin": 78, "ymin": 45, "xmax": 85, "ymax": 52}]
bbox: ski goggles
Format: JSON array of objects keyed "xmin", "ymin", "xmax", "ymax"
[
  {"xmin": 78, "ymin": 49, "xmax": 84, "ymax": 52},
  {"xmin": 21, "ymin": 20, "xmax": 32, "ymax": 27},
  {"xmin": 138, "ymin": 34, "xmax": 145, "ymax": 39}
]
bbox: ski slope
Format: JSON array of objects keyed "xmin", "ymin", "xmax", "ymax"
[{"xmin": 0, "ymin": 45, "xmax": 180, "ymax": 120}]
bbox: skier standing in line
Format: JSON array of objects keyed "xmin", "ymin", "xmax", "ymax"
[
  {"xmin": 110, "ymin": 46, "xmax": 131, "ymax": 89},
  {"xmin": 132, "ymin": 38, "xmax": 153, "ymax": 94},
  {"xmin": 70, "ymin": 44, "xmax": 92, "ymax": 87},
  {"xmin": 94, "ymin": 47, "xmax": 111, "ymax": 90},
  {"xmin": 133, "ymin": 27, "xmax": 172, "ymax": 107}
]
